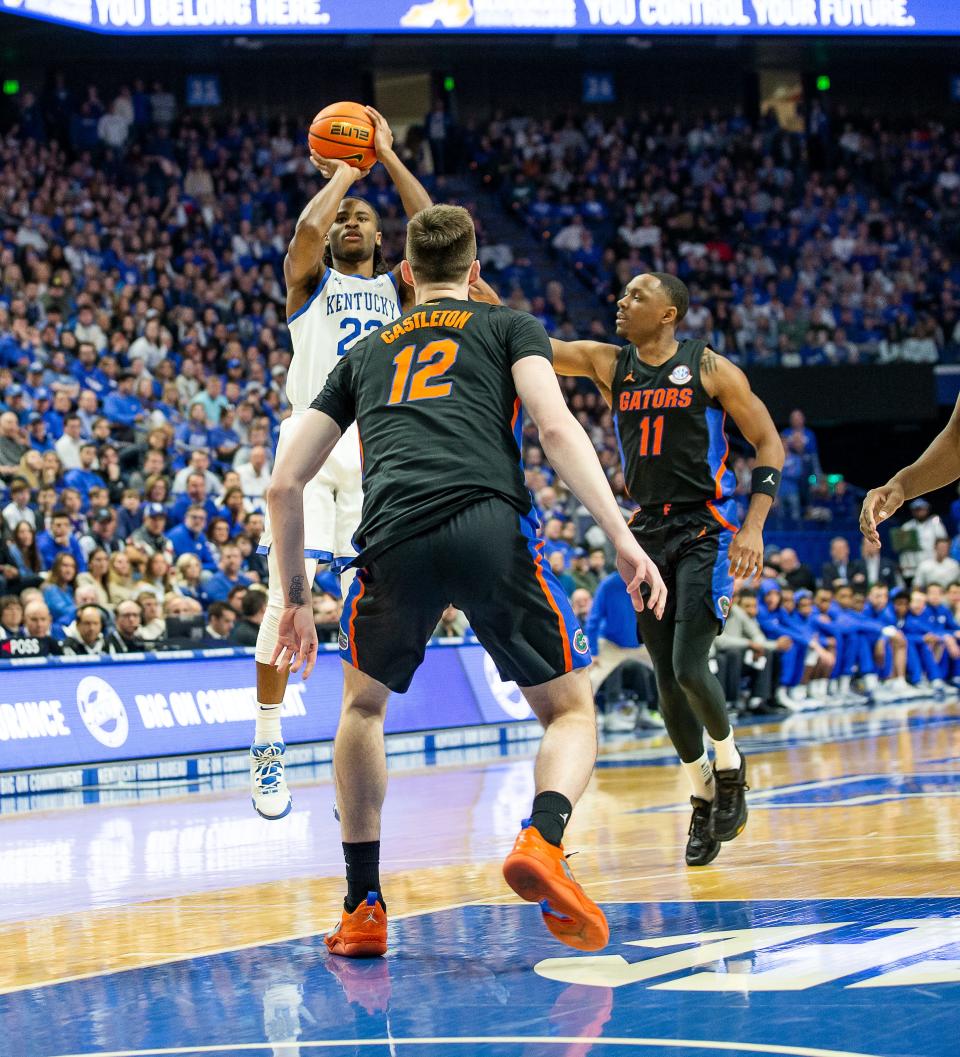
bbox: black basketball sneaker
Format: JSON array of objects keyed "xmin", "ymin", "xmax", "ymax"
[
  {"xmin": 710, "ymin": 754, "xmax": 749, "ymax": 842},
  {"xmin": 685, "ymin": 796, "xmax": 721, "ymax": 866}
]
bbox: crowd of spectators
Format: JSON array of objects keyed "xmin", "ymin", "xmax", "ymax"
[
  {"xmin": 1, "ymin": 80, "xmax": 957, "ymax": 684},
  {"xmin": 471, "ymin": 105, "xmax": 960, "ymax": 368}
]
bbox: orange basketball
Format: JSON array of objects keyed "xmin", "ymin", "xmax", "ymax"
[{"xmin": 308, "ymin": 102, "xmax": 377, "ymax": 169}]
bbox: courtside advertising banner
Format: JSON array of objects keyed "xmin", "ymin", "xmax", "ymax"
[
  {"xmin": 0, "ymin": 643, "xmax": 533, "ymax": 772},
  {"xmin": 1, "ymin": 0, "xmax": 956, "ymax": 35}
]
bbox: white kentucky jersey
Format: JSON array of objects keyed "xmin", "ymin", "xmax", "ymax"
[{"xmin": 286, "ymin": 267, "xmax": 402, "ymax": 412}]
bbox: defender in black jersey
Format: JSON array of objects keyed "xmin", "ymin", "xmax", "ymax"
[
  {"xmin": 552, "ymin": 272, "xmax": 784, "ymax": 867},
  {"xmin": 266, "ymin": 206, "xmax": 665, "ymax": 958}
]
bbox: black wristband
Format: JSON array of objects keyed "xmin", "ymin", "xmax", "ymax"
[{"xmin": 751, "ymin": 466, "xmax": 780, "ymax": 498}]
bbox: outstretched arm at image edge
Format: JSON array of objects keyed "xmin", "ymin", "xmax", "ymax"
[{"xmin": 860, "ymin": 397, "xmax": 960, "ymax": 544}]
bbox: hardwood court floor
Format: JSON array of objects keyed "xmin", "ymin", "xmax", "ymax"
[{"xmin": 2, "ymin": 701, "xmax": 959, "ymax": 1057}]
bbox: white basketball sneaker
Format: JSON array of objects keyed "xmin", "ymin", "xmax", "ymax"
[
  {"xmin": 603, "ymin": 700, "xmax": 639, "ymax": 732},
  {"xmin": 251, "ymin": 742, "xmax": 292, "ymax": 820}
]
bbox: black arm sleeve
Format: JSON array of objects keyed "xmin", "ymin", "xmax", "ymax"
[
  {"xmin": 506, "ymin": 311, "xmax": 554, "ymax": 366},
  {"xmin": 310, "ymin": 355, "xmax": 357, "ymax": 434}
]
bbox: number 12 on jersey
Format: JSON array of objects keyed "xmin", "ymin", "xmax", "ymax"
[
  {"xmin": 638, "ymin": 414, "xmax": 664, "ymax": 457},
  {"xmin": 387, "ymin": 339, "xmax": 460, "ymax": 405}
]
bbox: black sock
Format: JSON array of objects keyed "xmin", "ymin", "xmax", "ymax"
[
  {"xmin": 529, "ymin": 791, "xmax": 572, "ymax": 847},
  {"xmin": 343, "ymin": 841, "xmax": 384, "ymax": 913}
]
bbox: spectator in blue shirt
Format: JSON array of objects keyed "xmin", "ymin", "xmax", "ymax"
[
  {"xmin": 167, "ymin": 505, "xmax": 218, "ymax": 572},
  {"xmin": 76, "ymin": 390, "xmax": 101, "ymax": 438},
  {"xmin": 547, "ymin": 550, "xmax": 576, "ymax": 596},
  {"xmin": 169, "ymin": 472, "xmax": 220, "ymax": 524},
  {"xmin": 585, "ymin": 571, "xmax": 640, "ymax": 655},
  {"xmin": 42, "ymin": 551, "xmax": 79, "ymax": 628},
  {"xmin": 175, "ymin": 402, "xmax": 213, "ymax": 461},
  {"xmin": 780, "ymin": 408, "xmax": 822, "ymax": 476},
  {"xmin": 199, "ymin": 541, "xmax": 252, "ymax": 606},
  {"xmin": 540, "ymin": 517, "xmax": 572, "ymax": 567},
  {"xmin": 37, "ymin": 509, "xmax": 88, "ymax": 572},
  {"xmin": 27, "ymin": 413, "xmax": 54, "ymax": 453},
  {"xmin": 102, "ymin": 373, "xmax": 143, "ymax": 441},
  {"xmin": 63, "ymin": 442, "xmax": 106, "ymax": 505},
  {"xmin": 191, "ymin": 374, "xmax": 231, "ymax": 425},
  {"xmin": 71, "ymin": 343, "xmax": 111, "ymax": 397}
]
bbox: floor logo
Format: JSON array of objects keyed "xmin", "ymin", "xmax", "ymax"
[
  {"xmin": 76, "ymin": 676, "xmax": 129, "ymax": 748},
  {"xmin": 482, "ymin": 651, "xmax": 532, "ymax": 720},
  {"xmin": 535, "ymin": 918, "xmax": 960, "ymax": 991}
]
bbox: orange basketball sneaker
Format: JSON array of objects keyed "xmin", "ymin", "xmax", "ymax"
[
  {"xmin": 325, "ymin": 892, "xmax": 388, "ymax": 958},
  {"xmin": 502, "ymin": 821, "xmax": 609, "ymax": 952}
]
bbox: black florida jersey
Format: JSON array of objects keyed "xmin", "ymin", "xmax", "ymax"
[
  {"xmin": 312, "ymin": 298, "xmax": 551, "ymax": 565},
  {"xmin": 612, "ymin": 338, "xmax": 736, "ymax": 509}
]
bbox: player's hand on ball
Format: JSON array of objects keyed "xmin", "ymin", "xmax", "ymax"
[
  {"xmin": 364, "ymin": 106, "xmax": 394, "ymax": 156},
  {"xmin": 727, "ymin": 524, "xmax": 763, "ymax": 584},
  {"xmin": 860, "ymin": 480, "xmax": 905, "ymax": 546},
  {"xmin": 309, "ymin": 150, "xmax": 372, "ymax": 182},
  {"xmin": 271, "ymin": 605, "xmax": 319, "ymax": 681},
  {"xmin": 616, "ymin": 538, "xmax": 667, "ymax": 619}
]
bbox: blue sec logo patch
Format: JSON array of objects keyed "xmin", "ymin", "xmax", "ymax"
[
  {"xmin": 668, "ymin": 364, "xmax": 692, "ymax": 385},
  {"xmin": 574, "ymin": 630, "xmax": 590, "ymax": 655}
]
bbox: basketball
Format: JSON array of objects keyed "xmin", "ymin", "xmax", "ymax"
[{"xmin": 308, "ymin": 102, "xmax": 377, "ymax": 169}]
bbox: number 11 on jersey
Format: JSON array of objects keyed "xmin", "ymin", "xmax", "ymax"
[
  {"xmin": 388, "ymin": 339, "xmax": 460, "ymax": 405},
  {"xmin": 639, "ymin": 414, "xmax": 664, "ymax": 457}
]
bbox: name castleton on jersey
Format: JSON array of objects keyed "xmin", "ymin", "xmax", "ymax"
[
  {"xmin": 612, "ymin": 338, "xmax": 735, "ymax": 508},
  {"xmin": 286, "ymin": 267, "xmax": 401, "ymax": 413}
]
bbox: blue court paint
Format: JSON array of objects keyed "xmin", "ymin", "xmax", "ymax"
[{"xmin": 5, "ymin": 899, "xmax": 959, "ymax": 1057}]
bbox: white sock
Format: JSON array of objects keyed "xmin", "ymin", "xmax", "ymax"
[
  {"xmin": 255, "ymin": 701, "xmax": 283, "ymax": 744},
  {"xmin": 713, "ymin": 730, "xmax": 741, "ymax": 772},
  {"xmin": 682, "ymin": 753, "xmax": 715, "ymax": 802}
]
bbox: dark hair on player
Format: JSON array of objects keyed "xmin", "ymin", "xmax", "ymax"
[
  {"xmin": 406, "ymin": 204, "xmax": 477, "ymax": 284},
  {"xmin": 322, "ymin": 197, "xmax": 389, "ymax": 276},
  {"xmin": 650, "ymin": 272, "xmax": 690, "ymax": 324}
]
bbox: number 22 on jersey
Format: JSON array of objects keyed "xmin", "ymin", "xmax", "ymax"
[{"xmin": 387, "ymin": 339, "xmax": 460, "ymax": 405}]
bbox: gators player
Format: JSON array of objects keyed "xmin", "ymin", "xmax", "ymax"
[
  {"xmin": 549, "ymin": 272, "xmax": 784, "ymax": 867},
  {"xmin": 265, "ymin": 205, "xmax": 666, "ymax": 957}
]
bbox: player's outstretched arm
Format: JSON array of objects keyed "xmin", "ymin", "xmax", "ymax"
[
  {"xmin": 366, "ymin": 107, "xmax": 432, "ymax": 219},
  {"xmin": 860, "ymin": 395, "xmax": 960, "ymax": 546},
  {"xmin": 266, "ymin": 410, "xmax": 343, "ymax": 680},
  {"xmin": 704, "ymin": 350, "xmax": 784, "ymax": 583},
  {"xmin": 285, "ymin": 156, "xmax": 370, "ymax": 297},
  {"xmin": 513, "ymin": 354, "xmax": 666, "ymax": 618},
  {"xmin": 549, "ymin": 338, "xmax": 618, "ymax": 407}
]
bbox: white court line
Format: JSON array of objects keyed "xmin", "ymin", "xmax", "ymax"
[
  {"xmin": 13, "ymin": 887, "xmax": 960, "ymax": 993},
  {"xmin": 49, "ymin": 1036, "xmax": 884, "ymax": 1057},
  {"xmin": 0, "ymin": 896, "xmax": 494, "ymax": 997}
]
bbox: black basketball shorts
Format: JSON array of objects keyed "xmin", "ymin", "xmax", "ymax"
[
  {"xmin": 629, "ymin": 498, "xmax": 739, "ymax": 625},
  {"xmin": 338, "ymin": 497, "xmax": 591, "ymax": 693}
]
